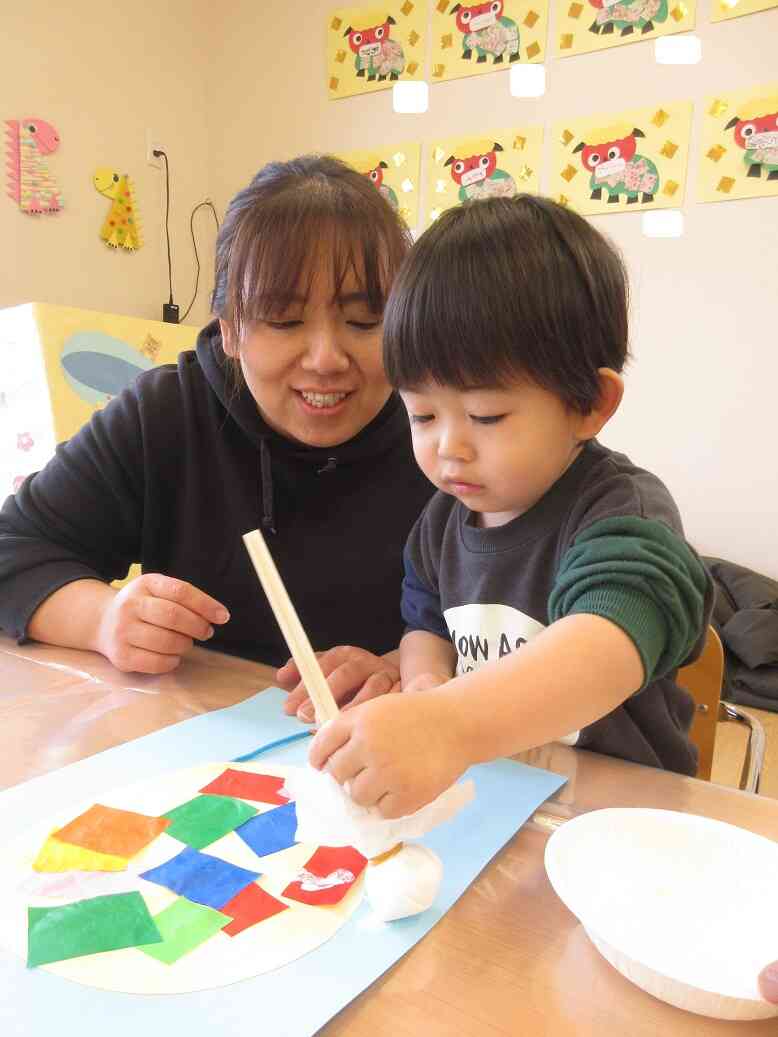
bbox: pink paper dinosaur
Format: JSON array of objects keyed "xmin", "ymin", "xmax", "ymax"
[{"xmin": 5, "ymin": 118, "xmax": 63, "ymax": 214}]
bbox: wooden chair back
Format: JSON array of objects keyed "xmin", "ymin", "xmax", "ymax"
[{"xmin": 677, "ymin": 626, "xmax": 725, "ymax": 781}]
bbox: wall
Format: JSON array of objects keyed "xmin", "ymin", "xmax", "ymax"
[
  {"xmin": 2, "ymin": 2, "xmax": 775, "ymax": 576},
  {"xmin": 0, "ymin": 0, "xmax": 215, "ymax": 326},
  {"xmin": 206, "ymin": 0, "xmax": 777, "ymax": 578}
]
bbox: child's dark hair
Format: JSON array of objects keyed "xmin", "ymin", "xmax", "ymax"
[{"xmin": 383, "ymin": 194, "xmax": 630, "ymax": 414}]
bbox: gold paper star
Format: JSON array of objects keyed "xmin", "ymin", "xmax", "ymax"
[
  {"xmin": 560, "ymin": 33, "xmax": 574, "ymax": 49},
  {"xmin": 526, "ymin": 41, "xmax": 541, "ymax": 59},
  {"xmin": 441, "ymin": 33, "xmax": 453, "ymax": 48},
  {"xmin": 329, "ymin": 76, "xmax": 339, "ymax": 91},
  {"xmin": 518, "ymin": 165, "xmax": 533, "ymax": 181},
  {"xmin": 652, "ymin": 109, "xmax": 670, "ymax": 127},
  {"xmin": 661, "ymin": 140, "xmax": 678, "ymax": 159},
  {"xmin": 330, "ymin": 16, "xmax": 342, "ymax": 31},
  {"xmin": 433, "ymin": 63, "xmax": 446, "ymax": 78},
  {"xmin": 663, "ymin": 180, "xmax": 679, "ymax": 196},
  {"xmin": 561, "ymin": 129, "xmax": 575, "ymax": 146},
  {"xmin": 670, "ymin": 2, "xmax": 688, "ymax": 19},
  {"xmin": 437, "ymin": 0, "xmax": 450, "ymax": 10},
  {"xmin": 568, "ymin": 2, "xmax": 583, "ymax": 16},
  {"xmin": 558, "ymin": 194, "xmax": 570, "ymax": 206},
  {"xmin": 407, "ymin": 61, "xmax": 419, "ymax": 75},
  {"xmin": 524, "ymin": 10, "xmax": 539, "ymax": 26},
  {"xmin": 717, "ymin": 176, "xmax": 736, "ymax": 193},
  {"xmin": 561, "ymin": 164, "xmax": 578, "ymax": 182},
  {"xmin": 709, "ymin": 99, "xmax": 729, "ymax": 117},
  {"xmin": 408, "ymin": 30, "xmax": 420, "ymax": 46},
  {"xmin": 706, "ymin": 144, "xmax": 727, "ymax": 162},
  {"xmin": 335, "ymin": 50, "xmax": 346, "ymax": 64},
  {"xmin": 401, "ymin": 0, "xmax": 414, "ymax": 15},
  {"xmin": 513, "ymin": 135, "xmax": 527, "ymax": 150}
]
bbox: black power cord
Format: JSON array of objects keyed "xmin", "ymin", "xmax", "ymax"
[
  {"xmin": 181, "ymin": 201, "xmax": 220, "ymax": 323},
  {"xmin": 153, "ymin": 149, "xmax": 179, "ymax": 323}
]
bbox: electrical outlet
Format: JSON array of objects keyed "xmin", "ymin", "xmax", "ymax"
[{"xmin": 146, "ymin": 129, "xmax": 164, "ymax": 169}]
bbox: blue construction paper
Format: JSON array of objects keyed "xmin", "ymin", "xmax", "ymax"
[
  {"xmin": 0, "ymin": 687, "xmax": 565, "ymax": 1037},
  {"xmin": 235, "ymin": 802, "xmax": 298, "ymax": 858},
  {"xmin": 140, "ymin": 847, "xmax": 259, "ymax": 909}
]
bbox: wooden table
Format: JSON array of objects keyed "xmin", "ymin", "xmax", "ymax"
[{"xmin": 1, "ymin": 633, "xmax": 776, "ymax": 1036}]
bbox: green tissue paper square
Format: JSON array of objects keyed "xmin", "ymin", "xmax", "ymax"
[
  {"xmin": 27, "ymin": 891, "xmax": 162, "ymax": 968},
  {"xmin": 138, "ymin": 897, "xmax": 230, "ymax": 964},
  {"xmin": 163, "ymin": 795, "xmax": 257, "ymax": 849}
]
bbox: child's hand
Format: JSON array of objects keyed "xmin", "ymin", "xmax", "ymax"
[
  {"xmin": 308, "ymin": 691, "xmax": 470, "ymax": 818},
  {"xmin": 402, "ymin": 671, "xmax": 451, "ymax": 694}
]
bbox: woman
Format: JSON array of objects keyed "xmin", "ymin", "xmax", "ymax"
[{"xmin": 0, "ymin": 156, "xmax": 433, "ymax": 713}]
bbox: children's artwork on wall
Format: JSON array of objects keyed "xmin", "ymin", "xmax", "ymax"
[
  {"xmin": 554, "ymin": 0, "xmax": 695, "ymax": 57},
  {"xmin": 94, "ymin": 168, "xmax": 143, "ymax": 250},
  {"xmin": 327, "ymin": 4, "xmax": 426, "ymax": 100},
  {"xmin": 4, "ymin": 118, "xmax": 63, "ymax": 215},
  {"xmin": 711, "ymin": 0, "xmax": 776, "ymax": 20},
  {"xmin": 551, "ymin": 102, "xmax": 693, "ymax": 215},
  {"xmin": 430, "ymin": 0, "xmax": 549, "ymax": 82},
  {"xmin": 335, "ymin": 142, "xmax": 421, "ymax": 226},
  {"xmin": 698, "ymin": 86, "xmax": 778, "ymax": 203},
  {"xmin": 425, "ymin": 128, "xmax": 543, "ymax": 225}
]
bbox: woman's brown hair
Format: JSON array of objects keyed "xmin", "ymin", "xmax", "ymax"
[{"xmin": 212, "ymin": 154, "xmax": 412, "ymax": 344}]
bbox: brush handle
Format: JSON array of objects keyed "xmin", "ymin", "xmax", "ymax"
[{"xmin": 242, "ymin": 529, "xmax": 340, "ymax": 726}]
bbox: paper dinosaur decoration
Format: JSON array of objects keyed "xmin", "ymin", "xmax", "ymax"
[
  {"xmin": 93, "ymin": 168, "xmax": 142, "ymax": 250},
  {"xmin": 5, "ymin": 118, "xmax": 63, "ymax": 215}
]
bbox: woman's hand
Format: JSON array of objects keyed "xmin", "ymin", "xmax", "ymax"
[
  {"xmin": 759, "ymin": 961, "xmax": 778, "ymax": 1003},
  {"xmin": 94, "ymin": 573, "xmax": 230, "ymax": 674},
  {"xmin": 308, "ymin": 689, "xmax": 470, "ymax": 818},
  {"xmin": 278, "ymin": 645, "xmax": 400, "ymax": 722}
]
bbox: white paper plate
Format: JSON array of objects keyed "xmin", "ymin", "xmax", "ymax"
[{"xmin": 544, "ymin": 808, "xmax": 778, "ymax": 1020}]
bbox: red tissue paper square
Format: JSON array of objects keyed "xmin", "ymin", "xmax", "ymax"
[
  {"xmin": 282, "ymin": 845, "xmax": 367, "ymax": 906},
  {"xmin": 220, "ymin": 882, "xmax": 289, "ymax": 936},
  {"xmin": 199, "ymin": 769, "xmax": 290, "ymax": 806}
]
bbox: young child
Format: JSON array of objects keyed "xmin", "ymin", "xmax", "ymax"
[{"xmin": 309, "ymin": 194, "xmax": 712, "ymax": 819}]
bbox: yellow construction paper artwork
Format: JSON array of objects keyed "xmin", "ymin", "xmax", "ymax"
[
  {"xmin": 94, "ymin": 168, "xmax": 143, "ymax": 250},
  {"xmin": 32, "ymin": 835, "xmax": 128, "ymax": 873},
  {"xmin": 335, "ymin": 142, "xmax": 422, "ymax": 227},
  {"xmin": 425, "ymin": 128, "xmax": 543, "ymax": 225},
  {"xmin": 551, "ymin": 102, "xmax": 692, "ymax": 215},
  {"xmin": 430, "ymin": 0, "xmax": 549, "ymax": 83},
  {"xmin": 554, "ymin": 0, "xmax": 695, "ymax": 57},
  {"xmin": 327, "ymin": 4, "xmax": 426, "ymax": 100},
  {"xmin": 698, "ymin": 85, "xmax": 778, "ymax": 203},
  {"xmin": 711, "ymin": 0, "xmax": 776, "ymax": 20}
]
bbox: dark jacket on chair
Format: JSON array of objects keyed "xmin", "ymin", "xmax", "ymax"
[{"xmin": 704, "ymin": 557, "xmax": 778, "ymax": 712}]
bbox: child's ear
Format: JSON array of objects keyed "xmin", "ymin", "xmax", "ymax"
[
  {"xmin": 577, "ymin": 368, "xmax": 624, "ymax": 439},
  {"xmin": 219, "ymin": 318, "xmax": 239, "ymax": 358}
]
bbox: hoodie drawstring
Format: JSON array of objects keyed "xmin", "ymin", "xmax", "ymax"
[{"xmin": 259, "ymin": 437, "xmax": 276, "ymax": 535}]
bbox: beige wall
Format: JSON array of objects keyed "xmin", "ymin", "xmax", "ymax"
[
  {"xmin": 207, "ymin": 0, "xmax": 778, "ymax": 578},
  {"xmin": 1, "ymin": 0, "xmax": 214, "ymax": 326},
  {"xmin": 2, "ymin": 1, "xmax": 776, "ymax": 576}
]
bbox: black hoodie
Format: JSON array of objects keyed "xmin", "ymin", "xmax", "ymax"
[{"xmin": 0, "ymin": 322, "xmax": 434, "ymax": 665}]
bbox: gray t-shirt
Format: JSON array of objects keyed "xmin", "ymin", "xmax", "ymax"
[{"xmin": 401, "ymin": 439, "xmax": 713, "ymax": 775}]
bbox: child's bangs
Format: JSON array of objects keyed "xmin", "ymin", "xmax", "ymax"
[
  {"xmin": 384, "ymin": 217, "xmax": 527, "ymax": 392},
  {"xmin": 227, "ymin": 202, "xmax": 393, "ymax": 339}
]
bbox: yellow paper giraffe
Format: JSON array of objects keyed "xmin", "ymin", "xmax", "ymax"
[{"xmin": 93, "ymin": 168, "xmax": 143, "ymax": 250}]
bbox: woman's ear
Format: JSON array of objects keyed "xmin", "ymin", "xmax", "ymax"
[
  {"xmin": 219, "ymin": 318, "xmax": 238, "ymax": 358},
  {"xmin": 577, "ymin": 368, "xmax": 624, "ymax": 440}
]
